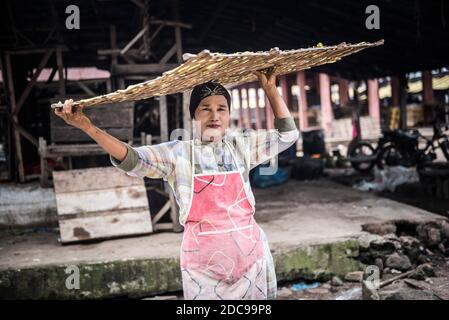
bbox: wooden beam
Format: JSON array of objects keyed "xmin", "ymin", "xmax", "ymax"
[
  {"xmin": 338, "ymin": 78, "xmax": 350, "ymax": 106},
  {"xmin": 10, "ymin": 115, "xmax": 38, "ymax": 147},
  {"xmin": 4, "ymin": 53, "xmax": 25, "ymax": 182},
  {"xmin": 159, "ymin": 44, "xmax": 177, "ymax": 64},
  {"xmin": 112, "ymin": 63, "xmax": 178, "ymax": 75},
  {"xmin": 150, "ymin": 20, "xmax": 192, "ymax": 29},
  {"xmin": 121, "ymin": 27, "xmax": 147, "ymax": 56},
  {"xmin": 15, "ymin": 49, "xmax": 54, "ymax": 115},
  {"xmin": 391, "ymin": 76, "xmax": 400, "ymax": 107},
  {"xmin": 422, "ymin": 70, "xmax": 434, "ymax": 104},
  {"xmin": 0, "ymin": 54, "xmax": 12, "ymax": 181},
  {"xmin": 56, "ymin": 47, "xmax": 65, "ymax": 96},
  {"xmin": 76, "ymin": 81, "xmax": 96, "ymax": 96},
  {"xmin": 152, "ymin": 200, "xmax": 171, "ymax": 225},
  {"xmin": 110, "ymin": 25, "xmax": 118, "ymax": 69},
  {"xmin": 399, "ymin": 75, "xmax": 408, "ymax": 130}
]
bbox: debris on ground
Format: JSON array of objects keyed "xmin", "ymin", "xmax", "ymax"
[
  {"xmin": 353, "ymin": 166, "xmax": 419, "ymax": 192},
  {"xmin": 277, "ymin": 218, "xmax": 449, "ymax": 300}
]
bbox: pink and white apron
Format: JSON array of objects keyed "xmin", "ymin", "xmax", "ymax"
[{"xmin": 180, "ymin": 139, "xmax": 274, "ymax": 300}]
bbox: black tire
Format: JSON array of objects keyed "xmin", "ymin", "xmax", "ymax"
[
  {"xmin": 376, "ymin": 145, "xmax": 404, "ymax": 169},
  {"xmin": 348, "ymin": 142, "xmax": 376, "ymax": 173}
]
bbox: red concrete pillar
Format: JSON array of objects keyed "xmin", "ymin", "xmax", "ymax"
[
  {"xmin": 253, "ymin": 83, "xmax": 262, "ymax": 130},
  {"xmin": 319, "ymin": 73, "xmax": 333, "ymax": 136},
  {"xmin": 391, "ymin": 76, "xmax": 400, "ymax": 107},
  {"xmin": 242, "ymin": 85, "xmax": 251, "ymax": 129},
  {"xmin": 338, "ymin": 78, "xmax": 350, "ymax": 106},
  {"xmin": 280, "ymin": 75, "xmax": 292, "ymax": 109},
  {"xmin": 368, "ymin": 79, "xmax": 380, "ymax": 121},
  {"xmin": 265, "ymin": 94, "xmax": 274, "ymax": 130},
  {"xmin": 422, "ymin": 70, "xmax": 434, "ymax": 104},
  {"xmin": 296, "ymin": 70, "xmax": 309, "ymax": 130},
  {"xmin": 237, "ymin": 87, "xmax": 244, "ymax": 128}
]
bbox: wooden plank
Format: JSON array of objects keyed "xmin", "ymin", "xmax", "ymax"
[
  {"xmin": 58, "ymin": 210, "xmax": 152, "ymax": 243},
  {"xmin": 54, "ymin": 166, "xmax": 152, "ymax": 243},
  {"xmin": 47, "ymin": 144, "xmax": 107, "ymax": 156},
  {"xmin": 51, "ymin": 127, "xmax": 132, "ymax": 143},
  {"xmin": 55, "ymin": 185, "xmax": 148, "ymax": 215},
  {"xmin": 53, "ymin": 167, "xmax": 142, "ymax": 192},
  {"xmin": 50, "ymin": 106, "xmax": 133, "ymax": 128},
  {"xmin": 112, "ymin": 63, "xmax": 178, "ymax": 76}
]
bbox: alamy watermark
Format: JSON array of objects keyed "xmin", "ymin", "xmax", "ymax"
[
  {"xmin": 66, "ymin": 5, "xmax": 80, "ymax": 30},
  {"xmin": 365, "ymin": 5, "xmax": 380, "ymax": 30},
  {"xmin": 65, "ymin": 265, "xmax": 80, "ymax": 290}
]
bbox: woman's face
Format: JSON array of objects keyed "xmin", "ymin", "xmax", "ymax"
[{"xmin": 194, "ymin": 95, "xmax": 230, "ymax": 142}]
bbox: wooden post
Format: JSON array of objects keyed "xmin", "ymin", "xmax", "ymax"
[
  {"xmin": 56, "ymin": 47, "xmax": 65, "ymax": 96},
  {"xmin": 399, "ymin": 75, "xmax": 408, "ymax": 130},
  {"xmin": 159, "ymin": 95, "xmax": 168, "ymax": 142},
  {"xmin": 422, "ymin": 70, "xmax": 434, "ymax": 104},
  {"xmin": 4, "ymin": 53, "xmax": 25, "ymax": 182},
  {"xmin": 338, "ymin": 78, "xmax": 350, "ymax": 106},
  {"xmin": 15, "ymin": 49, "xmax": 53, "ymax": 115},
  {"xmin": 391, "ymin": 76, "xmax": 400, "ymax": 107},
  {"xmin": 296, "ymin": 71, "xmax": 309, "ymax": 131},
  {"xmin": 319, "ymin": 73, "xmax": 333, "ymax": 136},
  {"xmin": 368, "ymin": 79, "xmax": 380, "ymax": 121}
]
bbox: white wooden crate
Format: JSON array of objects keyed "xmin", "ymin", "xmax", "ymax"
[{"xmin": 53, "ymin": 167, "xmax": 153, "ymax": 243}]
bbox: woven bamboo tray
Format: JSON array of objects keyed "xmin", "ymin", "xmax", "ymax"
[{"xmin": 52, "ymin": 39, "xmax": 383, "ymax": 108}]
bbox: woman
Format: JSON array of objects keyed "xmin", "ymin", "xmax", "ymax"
[{"xmin": 55, "ymin": 69, "xmax": 299, "ymax": 300}]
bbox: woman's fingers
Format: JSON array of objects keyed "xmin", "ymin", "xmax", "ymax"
[{"xmin": 63, "ymin": 99, "xmax": 73, "ymax": 115}]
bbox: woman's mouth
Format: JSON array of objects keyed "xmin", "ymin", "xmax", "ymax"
[{"xmin": 207, "ymin": 124, "xmax": 221, "ymax": 129}]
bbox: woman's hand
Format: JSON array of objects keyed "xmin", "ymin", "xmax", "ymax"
[
  {"xmin": 54, "ymin": 99, "xmax": 92, "ymax": 131},
  {"xmin": 253, "ymin": 67, "xmax": 277, "ymax": 91}
]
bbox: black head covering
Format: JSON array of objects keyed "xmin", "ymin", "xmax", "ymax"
[{"xmin": 189, "ymin": 81, "xmax": 231, "ymax": 119}]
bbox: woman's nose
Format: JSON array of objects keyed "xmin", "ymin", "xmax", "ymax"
[{"xmin": 210, "ymin": 111, "xmax": 220, "ymax": 120}]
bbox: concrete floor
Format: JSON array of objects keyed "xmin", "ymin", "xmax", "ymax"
[
  {"xmin": 1, "ymin": 179, "xmax": 443, "ymax": 271},
  {"xmin": 0, "ymin": 178, "xmax": 446, "ymax": 299}
]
